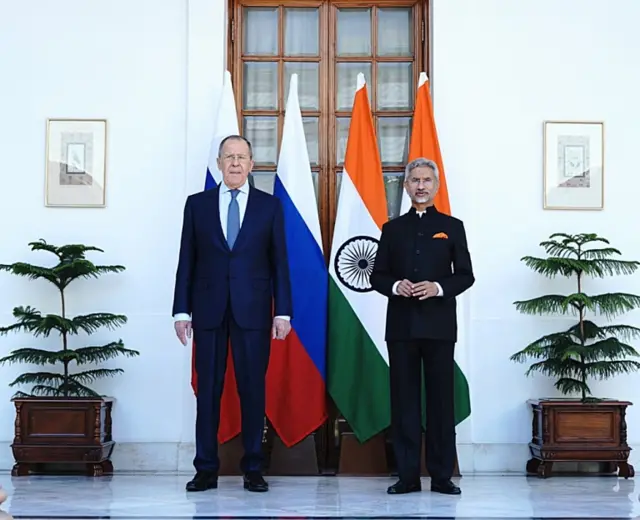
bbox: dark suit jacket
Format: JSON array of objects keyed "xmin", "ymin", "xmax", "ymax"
[
  {"xmin": 172, "ymin": 185, "xmax": 293, "ymax": 330},
  {"xmin": 370, "ymin": 206, "xmax": 474, "ymax": 342}
]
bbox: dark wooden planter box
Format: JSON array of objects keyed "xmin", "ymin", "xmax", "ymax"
[
  {"xmin": 526, "ymin": 398, "xmax": 634, "ymax": 479},
  {"xmin": 10, "ymin": 396, "xmax": 115, "ymax": 477}
]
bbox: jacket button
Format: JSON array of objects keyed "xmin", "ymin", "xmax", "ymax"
[{"xmin": 416, "ymin": 250, "xmax": 420, "ymax": 254}]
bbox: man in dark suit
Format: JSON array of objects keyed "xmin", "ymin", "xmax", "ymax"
[
  {"xmin": 172, "ymin": 135, "xmax": 292, "ymax": 493},
  {"xmin": 370, "ymin": 157, "xmax": 474, "ymax": 496}
]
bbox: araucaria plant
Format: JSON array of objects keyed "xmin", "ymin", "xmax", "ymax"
[
  {"xmin": 510, "ymin": 232, "xmax": 640, "ymax": 401},
  {"xmin": 0, "ymin": 240, "xmax": 139, "ymax": 397}
]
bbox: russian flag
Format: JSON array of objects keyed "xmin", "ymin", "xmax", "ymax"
[
  {"xmin": 267, "ymin": 74, "xmax": 328, "ymax": 446},
  {"xmin": 191, "ymin": 70, "xmax": 242, "ymax": 444},
  {"xmin": 204, "ymin": 70, "xmax": 239, "ymax": 190}
]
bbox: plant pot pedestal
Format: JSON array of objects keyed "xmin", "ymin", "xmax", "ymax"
[
  {"xmin": 10, "ymin": 397, "xmax": 115, "ymax": 477},
  {"xmin": 526, "ymin": 398, "xmax": 634, "ymax": 479}
]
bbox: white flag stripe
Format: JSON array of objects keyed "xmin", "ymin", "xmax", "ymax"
[
  {"xmin": 328, "ymin": 73, "xmax": 389, "ymax": 364},
  {"xmin": 277, "ymin": 74, "xmax": 323, "ymax": 252},
  {"xmin": 208, "ymin": 70, "xmax": 240, "ymax": 184},
  {"xmin": 328, "ymin": 168, "xmax": 389, "ymax": 365}
]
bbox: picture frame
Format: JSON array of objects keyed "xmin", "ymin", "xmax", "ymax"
[
  {"xmin": 45, "ymin": 118, "xmax": 107, "ymax": 207},
  {"xmin": 543, "ymin": 120, "xmax": 604, "ymax": 210}
]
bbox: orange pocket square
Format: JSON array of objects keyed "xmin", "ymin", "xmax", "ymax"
[{"xmin": 432, "ymin": 232, "xmax": 448, "ymax": 239}]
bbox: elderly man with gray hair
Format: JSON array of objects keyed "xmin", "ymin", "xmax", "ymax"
[{"xmin": 370, "ymin": 157, "xmax": 475, "ymax": 496}]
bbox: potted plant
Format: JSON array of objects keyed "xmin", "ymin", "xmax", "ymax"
[
  {"xmin": 511, "ymin": 232, "xmax": 640, "ymax": 479},
  {"xmin": 0, "ymin": 240, "xmax": 139, "ymax": 476}
]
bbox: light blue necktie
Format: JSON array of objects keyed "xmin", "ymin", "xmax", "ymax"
[{"xmin": 227, "ymin": 189, "xmax": 240, "ymax": 249}]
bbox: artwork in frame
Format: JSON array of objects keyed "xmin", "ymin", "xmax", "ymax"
[
  {"xmin": 45, "ymin": 119, "xmax": 107, "ymax": 207},
  {"xmin": 543, "ymin": 121, "xmax": 604, "ymax": 210}
]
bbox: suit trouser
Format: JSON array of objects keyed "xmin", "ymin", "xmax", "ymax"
[
  {"xmin": 193, "ymin": 309, "xmax": 271, "ymax": 474},
  {"xmin": 387, "ymin": 339, "xmax": 456, "ymax": 483}
]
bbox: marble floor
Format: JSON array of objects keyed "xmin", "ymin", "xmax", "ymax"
[{"xmin": 0, "ymin": 473, "xmax": 638, "ymax": 520}]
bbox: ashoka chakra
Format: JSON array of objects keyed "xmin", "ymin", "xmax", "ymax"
[{"xmin": 334, "ymin": 236, "xmax": 379, "ymax": 293}]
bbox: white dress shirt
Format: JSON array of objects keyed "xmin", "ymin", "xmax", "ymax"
[
  {"xmin": 219, "ymin": 180, "xmax": 250, "ymax": 239},
  {"xmin": 391, "ymin": 210, "xmax": 444, "ymax": 297},
  {"xmin": 173, "ymin": 181, "xmax": 290, "ymax": 322}
]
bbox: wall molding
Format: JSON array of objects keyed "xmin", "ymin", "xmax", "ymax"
[{"xmin": 3, "ymin": 441, "xmax": 630, "ymax": 474}]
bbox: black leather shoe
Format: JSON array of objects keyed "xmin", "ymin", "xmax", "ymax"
[
  {"xmin": 186, "ymin": 471, "xmax": 218, "ymax": 492},
  {"xmin": 430, "ymin": 479, "xmax": 461, "ymax": 495},
  {"xmin": 243, "ymin": 472, "xmax": 268, "ymax": 492},
  {"xmin": 387, "ymin": 479, "xmax": 421, "ymax": 494}
]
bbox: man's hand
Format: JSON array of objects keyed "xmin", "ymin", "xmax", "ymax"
[
  {"xmin": 175, "ymin": 320, "xmax": 192, "ymax": 345},
  {"xmin": 412, "ymin": 281, "xmax": 439, "ymax": 300},
  {"xmin": 272, "ymin": 317, "xmax": 292, "ymax": 340},
  {"xmin": 396, "ymin": 279, "xmax": 414, "ymax": 297}
]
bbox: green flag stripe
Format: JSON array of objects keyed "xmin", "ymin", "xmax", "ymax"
[
  {"xmin": 328, "ymin": 278, "xmax": 471, "ymax": 439},
  {"xmin": 453, "ymin": 363, "xmax": 471, "ymax": 425},
  {"xmin": 327, "ymin": 278, "xmax": 390, "ymax": 442}
]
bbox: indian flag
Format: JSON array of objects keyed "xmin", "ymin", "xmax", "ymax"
[
  {"xmin": 327, "ymin": 73, "xmax": 391, "ymax": 442},
  {"xmin": 401, "ymin": 72, "xmax": 471, "ymax": 427}
]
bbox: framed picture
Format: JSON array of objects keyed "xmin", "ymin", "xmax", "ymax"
[
  {"xmin": 543, "ymin": 121, "xmax": 604, "ymax": 210},
  {"xmin": 45, "ymin": 119, "xmax": 107, "ymax": 207}
]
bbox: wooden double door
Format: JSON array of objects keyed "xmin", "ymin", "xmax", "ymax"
[{"xmin": 225, "ymin": 0, "xmax": 430, "ymax": 474}]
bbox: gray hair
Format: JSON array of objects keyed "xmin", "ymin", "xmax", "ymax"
[
  {"xmin": 404, "ymin": 157, "xmax": 439, "ymax": 181},
  {"xmin": 218, "ymin": 135, "xmax": 253, "ymax": 158}
]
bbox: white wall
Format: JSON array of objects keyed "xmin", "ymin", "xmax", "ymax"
[
  {"xmin": 0, "ymin": 0, "xmax": 227, "ymax": 471},
  {"xmin": 1, "ymin": 0, "xmax": 639, "ymax": 473},
  {"xmin": 432, "ymin": 0, "xmax": 640, "ymax": 471}
]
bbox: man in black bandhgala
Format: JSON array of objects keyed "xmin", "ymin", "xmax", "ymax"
[{"xmin": 370, "ymin": 157, "xmax": 474, "ymax": 496}]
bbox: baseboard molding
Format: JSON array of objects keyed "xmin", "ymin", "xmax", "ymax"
[{"xmin": 0, "ymin": 441, "xmax": 637, "ymax": 474}]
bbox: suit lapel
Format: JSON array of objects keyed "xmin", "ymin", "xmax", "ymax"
[
  {"xmin": 209, "ymin": 186, "xmax": 230, "ymax": 251},
  {"xmin": 232, "ymin": 186, "xmax": 257, "ymax": 251}
]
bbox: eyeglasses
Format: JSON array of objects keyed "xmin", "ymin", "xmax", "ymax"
[
  {"xmin": 221, "ymin": 154, "xmax": 251, "ymax": 162},
  {"xmin": 407, "ymin": 178, "xmax": 433, "ymax": 185}
]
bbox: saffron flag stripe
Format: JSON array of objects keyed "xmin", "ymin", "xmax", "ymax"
[
  {"xmin": 342, "ymin": 77, "xmax": 388, "ymax": 231},
  {"xmin": 330, "ymin": 170, "xmax": 389, "ymax": 365},
  {"xmin": 401, "ymin": 71, "xmax": 471, "ymax": 426},
  {"xmin": 327, "ymin": 73, "xmax": 391, "ymax": 443}
]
